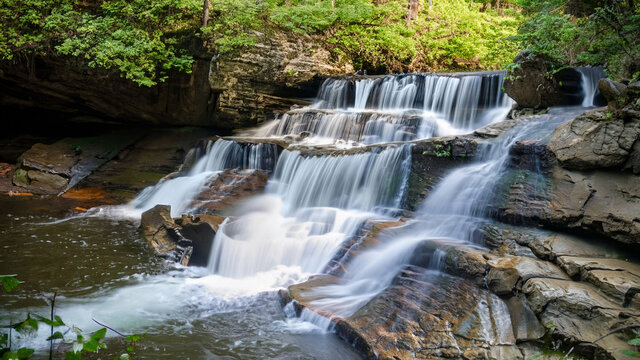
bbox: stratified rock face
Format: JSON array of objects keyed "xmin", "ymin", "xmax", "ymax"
[
  {"xmin": 334, "ymin": 267, "xmax": 521, "ymax": 360},
  {"xmin": 0, "ymin": 56, "xmax": 213, "ymax": 126},
  {"xmin": 503, "ymin": 52, "xmax": 580, "ymax": 108},
  {"xmin": 209, "ymin": 32, "xmax": 354, "ymax": 129},
  {"xmin": 548, "ymin": 108, "xmax": 640, "ymax": 170}
]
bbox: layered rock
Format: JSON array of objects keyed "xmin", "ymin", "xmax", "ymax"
[
  {"xmin": 0, "ymin": 56, "xmax": 213, "ymax": 126},
  {"xmin": 189, "ymin": 168, "xmax": 269, "ymax": 215},
  {"xmin": 209, "ymin": 31, "xmax": 353, "ymax": 129}
]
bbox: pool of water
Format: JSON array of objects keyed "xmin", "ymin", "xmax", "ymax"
[{"xmin": 0, "ymin": 196, "xmax": 360, "ymax": 359}]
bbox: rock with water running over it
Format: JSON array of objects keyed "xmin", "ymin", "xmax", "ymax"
[
  {"xmin": 189, "ymin": 169, "xmax": 269, "ymax": 215},
  {"xmin": 333, "ymin": 267, "xmax": 521, "ymax": 359}
]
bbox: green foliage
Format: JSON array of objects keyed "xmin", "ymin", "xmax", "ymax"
[
  {"xmin": 0, "ymin": 276, "xmax": 22, "ymax": 293},
  {"xmin": 511, "ymin": 0, "xmax": 640, "ymax": 79},
  {"xmin": 622, "ymin": 333, "xmax": 640, "ymax": 357},
  {"xmin": 434, "ymin": 144, "xmax": 452, "ymax": 157}
]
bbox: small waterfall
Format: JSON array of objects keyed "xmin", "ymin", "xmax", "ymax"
[
  {"xmin": 577, "ymin": 66, "xmax": 606, "ymax": 107},
  {"xmin": 131, "ymin": 139, "xmax": 280, "ymax": 216},
  {"xmin": 258, "ymin": 72, "xmax": 512, "ymax": 145},
  {"xmin": 304, "ymin": 107, "xmax": 586, "ymax": 321},
  {"xmin": 207, "ymin": 146, "xmax": 411, "ymax": 278}
]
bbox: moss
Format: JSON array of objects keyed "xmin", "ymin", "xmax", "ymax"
[{"xmin": 12, "ymin": 168, "xmax": 30, "ymax": 187}]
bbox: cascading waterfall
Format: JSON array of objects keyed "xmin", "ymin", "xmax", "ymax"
[
  {"xmin": 206, "ymin": 145, "xmax": 411, "ymax": 279},
  {"xmin": 303, "ymin": 107, "xmax": 587, "ymax": 322},
  {"xmin": 131, "ymin": 139, "xmax": 280, "ymax": 217},
  {"xmin": 577, "ymin": 66, "xmax": 607, "ymax": 107},
  {"xmin": 257, "ymin": 72, "xmax": 512, "ymax": 145}
]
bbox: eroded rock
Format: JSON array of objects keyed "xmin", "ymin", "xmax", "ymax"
[{"xmin": 189, "ymin": 169, "xmax": 269, "ymax": 215}]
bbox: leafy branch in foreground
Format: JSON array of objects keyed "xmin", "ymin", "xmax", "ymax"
[{"xmin": 1, "ymin": 275, "xmax": 142, "ymax": 360}]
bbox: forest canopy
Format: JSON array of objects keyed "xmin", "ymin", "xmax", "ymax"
[{"xmin": 0, "ymin": 0, "xmax": 637, "ymax": 85}]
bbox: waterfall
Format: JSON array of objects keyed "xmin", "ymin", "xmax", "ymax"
[
  {"xmin": 131, "ymin": 139, "xmax": 280, "ymax": 217},
  {"xmin": 577, "ymin": 66, "xmax": 606, "ymax": 107},
  {"xmin": 206, "ymin": 146, "xmax": 411, "ymax": 278},
  {"xmin": 257, "ymin": 72, "xmax": 513, "ymax": 145},
  {"xmin": 304, "ymin": 107, "xmax": 587, "ymax": 321}
]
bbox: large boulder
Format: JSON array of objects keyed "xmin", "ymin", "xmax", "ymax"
[
  {"xmin": 503, "ymin": 52, "xmax": 580, "ymax": 108},
  {"xmin": 548, "ymin": 108, "xmax": 640, "ymax": 170},
  {"xmin": 209, "ymin": 31, "xmax": 353, "ymax": 129}
]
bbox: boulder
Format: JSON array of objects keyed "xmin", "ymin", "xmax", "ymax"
[
  {"xmin": 548, "ymin": 108, "xmax": 640, "ymax": 170},
  {"xmin": 503, "ymin": 52, "xmax": 577, "ymax": 108},
  {"xmin": 175, "ymin": 214, "xmax": 224, "ymax": 267},
  {"xmin": 599, "ymin": 78, "xmax": 627, "ymax": 103}
]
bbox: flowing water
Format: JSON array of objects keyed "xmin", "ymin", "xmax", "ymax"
[
  {"xmin": 1, "ymin": 71, "xmax": 597, "ymax": 358},
  {"xmin": 577, "ymin": 66, "xmax": 607, "ymax": 107}
]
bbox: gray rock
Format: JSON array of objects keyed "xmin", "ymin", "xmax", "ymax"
[
  {"xmin": 548, "ymin": 108, "xmax": 640, "ymax": 170},
  {"xmin": 487, "ymin": 256, "xmax": 569, "ymax": 295},
  {"xmin": 599, "ymin": 78, "xmax": 627, "ymax": 103}
]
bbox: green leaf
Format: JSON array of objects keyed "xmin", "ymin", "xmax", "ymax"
[
  {"xmin": 0, "ymin": 275, "xmax": 22, "ymax": 293},
  {"xmin": 16, "ymin": 348, "xmax": 33, "ymax": 359},
  {"xmin": 47, "ymin": 331, "xmax": 64, "ymax": 341},
  {"xmin": 0, "ymin": 333, "xmax": 7, "ymax": 346},
  {"xmin": 119, "ymin": 354, "xmax": 130, "ymax": 360},
  {"xmin": 64, "ymin": 350, "xmax": 82, "ymax": 360},
  {"xmin": 90, "ymin": 328, "xmax": 107, "ymax": 342},
  {"xmin": 83, "ymin": 339, "xmax": 99, "ymax": 353},
  {"xmin": 125, "ymin": 334, "xmax": 141, "ymax": 343},
  {"xmin": 629, "ymin": 337, "xmax": 640, "ymax": 346},
  {"xmin": 620, "ymin": 349, "xmax": 640, "ymax": 357}
]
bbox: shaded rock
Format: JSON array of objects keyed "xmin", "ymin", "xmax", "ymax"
[
  {"xmin": 334, "ymin": 268, "xmax": 520, "ymax": 359},
  {"xmin": 548, "ymin": 108, "xmax": 640, "ymax": 170},
  {"xmin": 487, "ymin": 256, "xmax": 569, "ymax": 296},
  {"xmin": 0, "ymin": 56, "xmax": 213, "ymax": 127},
  {"xmin": 175, "ymin": 214, "xmax": 225, "ymax": 267},
  {"xmin": 623, "ymin": 140, "xmax": 640, "ymax": 174},
  {"xmin": 210, "ymin": 31, "xmax": 353, "ymax": 129},
  {"xmin": 12, "ymin": 132, "xmax": 142, "ymax": 195},
  {"xmin": 503, "ymin": 52, "xmax": 578, "ymax": 108},
  {"xmin": 439, "ymin": 245, "xmax": 489, "ymax": 285},
  {"xmin": 189, "ymin": 169, "xmax": 269, "ymax": 215},
  {"xmin": 599, "ymin": 78, "xmax": 627, "ymax": 104}
]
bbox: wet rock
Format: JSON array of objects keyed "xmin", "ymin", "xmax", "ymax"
[
  {"xmin": 210, "ymin": 31, "xmax": 353, "ymax": 129},
  {"xmin": 474, "ymin": 118, "xmax": 520, "ymax": 138},
  {"xmin": 175, "ymin": 214, "xmax": 225, "ymax": 267},
  {"xmin": 12, "ymin": 132, "xmax": 141, "ymax": 195},
  {"xmin": 548, "ymin": 108, "xmax": 640, "ymax": 170},
  {"xmin": 140, "ymin": 204, "xmax": 181, "ymax": 256},
  {"xmin": 623, "ymin": 140, "xmax": 640, "ymax": 174},
  {"xmin": 487, "ymin": 256, "xmax": 569, "ymax": 296},
  {"xmin": 492, "ymin": 164, "xmax": 640, "ymax": 246},
  {"xmin": 439, "ymin": 245, "xmax": 489, "ymax": 284},
  {"xmin": 334, "ymin": 267, "xmax": 521, "ymax": 359},
  {"xmin": 190, "ymin": 169, "xmax": 269, "ymax": 215}
]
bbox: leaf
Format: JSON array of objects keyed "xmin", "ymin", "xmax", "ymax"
[
  {"xmin": 0, "ymin": 333, "xmax": 7, "ymax": 346},
  {"xmin": 126, "ymin": 346, "xmax": 134, "ymax": 353},
  {"xmin": 83, "ymin": 339, "xmax": 99, "ymax": 353},
  {"xmin": 125, "ymin": 334, "xmax": 141, "ymax": 343},
  {"xmin": 0, "ymin": 275, "xmax": 22, "ymax": 293},
  {"xmin": 47, "ymin": 331, "xmax": 64, "ymax": 341},
  {"xmin": 90, "ymin": 328, "xmax": 107, "ymax": 342},
  {"xmin": 629, "ymin": 337, "xmax": 640, "ymax": 346},
  {"xmin": 64, "ymin": 350, "xmax": 82, "ymax": 360},
  {"xmin": 119, "ymin": 354, "xmax": 130, "ymax": 360},
  {"xmin": 16, "ymin": 348, "xmax": 33, "ymax": 359},
  {"xmin": 530, "ymin": 354, "xmax": 542, "ymax": 360},
  {"xmin": 620, "ymin": 349, "xmax": 640, "ymax": 357},
  {"xmin": 72, "ymin": 341, "xmax": 83, "ymax": 354}
]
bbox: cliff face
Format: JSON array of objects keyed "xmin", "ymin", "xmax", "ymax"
[
  {"xmin": 0, "ymin": 56, "xmax": 213, "ymax": 126},
  {"xmin": 209, "ymin": 31, "xmax": 354, "ymax": 130}
]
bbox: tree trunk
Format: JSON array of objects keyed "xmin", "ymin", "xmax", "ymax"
[
  {"xmin": 406, "ymin": 0, "xmax": 419, "ymax": 26},
  {"xmin": 497, "ymin": 0, "xmax": 503, "ymax": 16},
  {"xmin": 202, "ymin": 0, "xmax": 210, "ymax": 28},
  {"xmin": 331, "ymin": 0, "xmax": 335, "ymax": 8},
  {"xmin": 429, "ymin": 0, "xmax": 433, "ymax": 10}
]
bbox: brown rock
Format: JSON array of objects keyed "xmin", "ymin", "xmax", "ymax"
[
  {"xmin": 140, "ymin": 204, "xmax": 179, "ymax": 255},
  {"xmin": 487, "ymin": 256, "xmax": 569, "ymax": 295},
  {"xmin": 190, "ymin": 169, "xmax": 269, "ymax": 215}
]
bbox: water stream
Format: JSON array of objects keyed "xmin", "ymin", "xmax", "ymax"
[{"xmin": 0, "ymin": 71, "xmax": 598, "ymax": 358}]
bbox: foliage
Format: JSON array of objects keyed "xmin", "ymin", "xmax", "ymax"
[
  {"xmin": 622, "ymin": 332, "xmax": 640, "ymax": 357},
  {"xmin": 510, "ymin": 0, "xmax": 640, "ymax": 79},
  {"xmin": 0, "ymin": 0, "xmax": 525, "ymax": 84},
  {"xmin": 1, "ymin": 275, "xmax": 141, "ymax": 359}
]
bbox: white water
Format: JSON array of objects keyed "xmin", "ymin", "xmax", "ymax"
[
  {"xmin": 206, "ymin": 146, "xmax": 411, "ymax": 279},
  {"xmin": 257, "ymin": 72, "xmax": 513, "ymax": 145},
  {"xmin": 303, "ymin": 107, "xmax": 587, "ymax": 322},
  {"xmin": 578, "ymin": 66, "xmax": 606, "ymax": 107}
]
